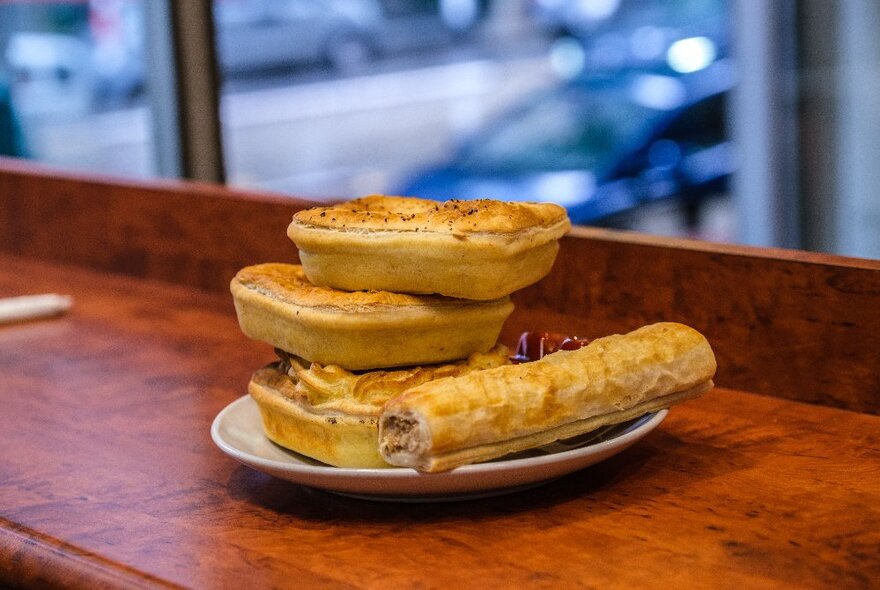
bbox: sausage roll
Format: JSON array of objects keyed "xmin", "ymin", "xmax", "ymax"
[{"xmin": 379, "ymin": 322, "xmax": 716, "ymax": 472}]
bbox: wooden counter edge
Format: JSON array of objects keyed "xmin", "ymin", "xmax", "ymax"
[
  {"xmin": 568, "ymin": 225, "xmax": 880, "ymax": 270},
  {"xmin": 0, "ymin": 518, "xmax": 182, "ymax": 590},
  {"xmin": 1, "ymin": 161, "xmax": 878, "ymax": 414}
]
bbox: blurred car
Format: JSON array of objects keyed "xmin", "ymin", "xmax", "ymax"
[
  {"xmin": 215, "ymin": 0, "xmax": 382, "ymax": 74},
  {"xmin": 215, "ymin": 0, "xmax": 484, "ymax": 75},
  {"xmin": 398, "ymin": 60, "xmax": 735, "ymax": 225},
  {"xmin": 532, "ymin": 0, "xmax": 729, "ymax": 77},
  {"xmin": 4, "ymin": 0, "xmax": 485, "ymax": 113},
  {"xmin": 3, "ymin": 32, "xmax": 96, "ymax": 116}
]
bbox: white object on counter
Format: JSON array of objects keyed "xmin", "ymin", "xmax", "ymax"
[{"xmin": 0, "ymin": 294, "xmax": 73, "ymax": 324}]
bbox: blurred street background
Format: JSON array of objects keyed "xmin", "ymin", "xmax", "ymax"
[{"xmin": 1, "ymin": 1, "xmax": 877, "ymax": 256}]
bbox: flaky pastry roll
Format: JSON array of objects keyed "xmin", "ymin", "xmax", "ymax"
[{"xmin": 379, "ymin": 322, "xmax": 716, "ymax": 472}]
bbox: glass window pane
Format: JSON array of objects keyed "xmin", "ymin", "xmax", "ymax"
[
  {"xmin": 214, "ymin": 1, "xmax": 560, "ymax": 199},
  {"xmin": 214, "ymin": 0, "xmax": 733, "ymax": 242},
  {"xmin": 0, "ymin": 0, "xmax": 155, "ymax": 178}
]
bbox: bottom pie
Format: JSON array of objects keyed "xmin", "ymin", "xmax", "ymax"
[{"xmin": 248, "ymin": 345, "xmax": 510, "ymax": 468}]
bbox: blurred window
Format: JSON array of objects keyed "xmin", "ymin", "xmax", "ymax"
[
  {"xmin": 458, "ymin": 82, "xmax": 661, "ymax": 174},
  {"xmin": 381, "ymin": 1, "xmax": 436, "ymax": 18},
  {"xmin": 213, "ymin": 0, "xmax": 736, "ymax": 238},
  {"xmin": 657, "ymin": 93, "xmax": 725, "ymax": 149},
  {"xmin": 0, "ymin": 0, "xmax": 155, "ymax": 178},
  {"xmin": 213, "ymin": 0, "xmax": 552, "ymax": 198},
  {"xmin": 1, "ymin": 0, "xmax": 875, "ymax": 258}
]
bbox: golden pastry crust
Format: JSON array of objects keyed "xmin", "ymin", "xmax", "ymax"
[
  {"xmin": 230, "ymin": 263, "xmax": 513, "ymax": 369},
  {"xmin": 287, "ymin": 195, "xmax": 571, "ymax": 300},
  {"xmin": 292, "ymin": 194, "xmax": 569, "ymax": 235},
  {"xmin": 233, "ymin": 261, "xmax": 453, "ymax": 310},
  {"xmin": 249, "ymin": 366, "xmax": 389, "ymax": 468},
  {"xmin": 378, "ymin": 322, "xmax": 717, "ymax": 472},
  {"xmin": 283, "ymin": 344, "xmax": 510, "ymax": 416},
  {"xmin": 249, "ymin": 346, "xmax": 510, "ymax": 468}
]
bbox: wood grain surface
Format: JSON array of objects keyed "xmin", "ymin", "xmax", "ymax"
[
  {"xmin": 0, "ymin": 159, "xmax": 308, "ymax": 293},
  {"xmin": 1, "ymin": 254, "xmax": 878, "ymax": 589},
  {"xmin": 2, "ymin": 161, "xmax": 879, "ymax": 415}
]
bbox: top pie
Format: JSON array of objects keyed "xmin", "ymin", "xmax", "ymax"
[{"xmin": 287, "ymin": 195, "xmax": 571, "ymax": 300}]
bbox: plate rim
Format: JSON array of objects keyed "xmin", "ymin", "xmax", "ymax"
[{"xmin": 211, "ymin": 394, "xmax": 667, "ymax": 482}]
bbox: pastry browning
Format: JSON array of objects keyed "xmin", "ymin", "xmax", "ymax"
[
  {"xmin": 287, "ymin": 195, "xmax": 571, "ymax": 300},
  {"xmin": 230, "ymin": 263, "xmax": 513, "ymax": 369},
  {"xmin": 378, "ymin": 322, "xmax": 717, "ymax": 472},
  {"xmin": 248, "ymin": 346, "xmax": 510, "ymax": 468},
  {"xmin": 281, "ymin": 344, "xmax": 510, "ymax": 415},
  {"xmin": 291, "ymin": 194, "xmax": 569, "ymax": 237},
  {"xmin": 249, "ymin": 366, "xmax": 390, "ymax": 468}
]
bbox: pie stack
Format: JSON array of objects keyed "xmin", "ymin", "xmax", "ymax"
[{"xmin": 230, "ymin": 195, "xmax": 572, "ymax": 468}]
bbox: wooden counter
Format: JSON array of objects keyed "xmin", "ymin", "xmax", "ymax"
[{"xmin": 1, "ymin": 162, "xmax": 879, "ymax": 588}]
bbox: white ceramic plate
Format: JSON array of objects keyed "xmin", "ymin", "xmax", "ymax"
[{"xmin": 211, "ymin": 395, "xmax": 667, "ymax": 501}]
